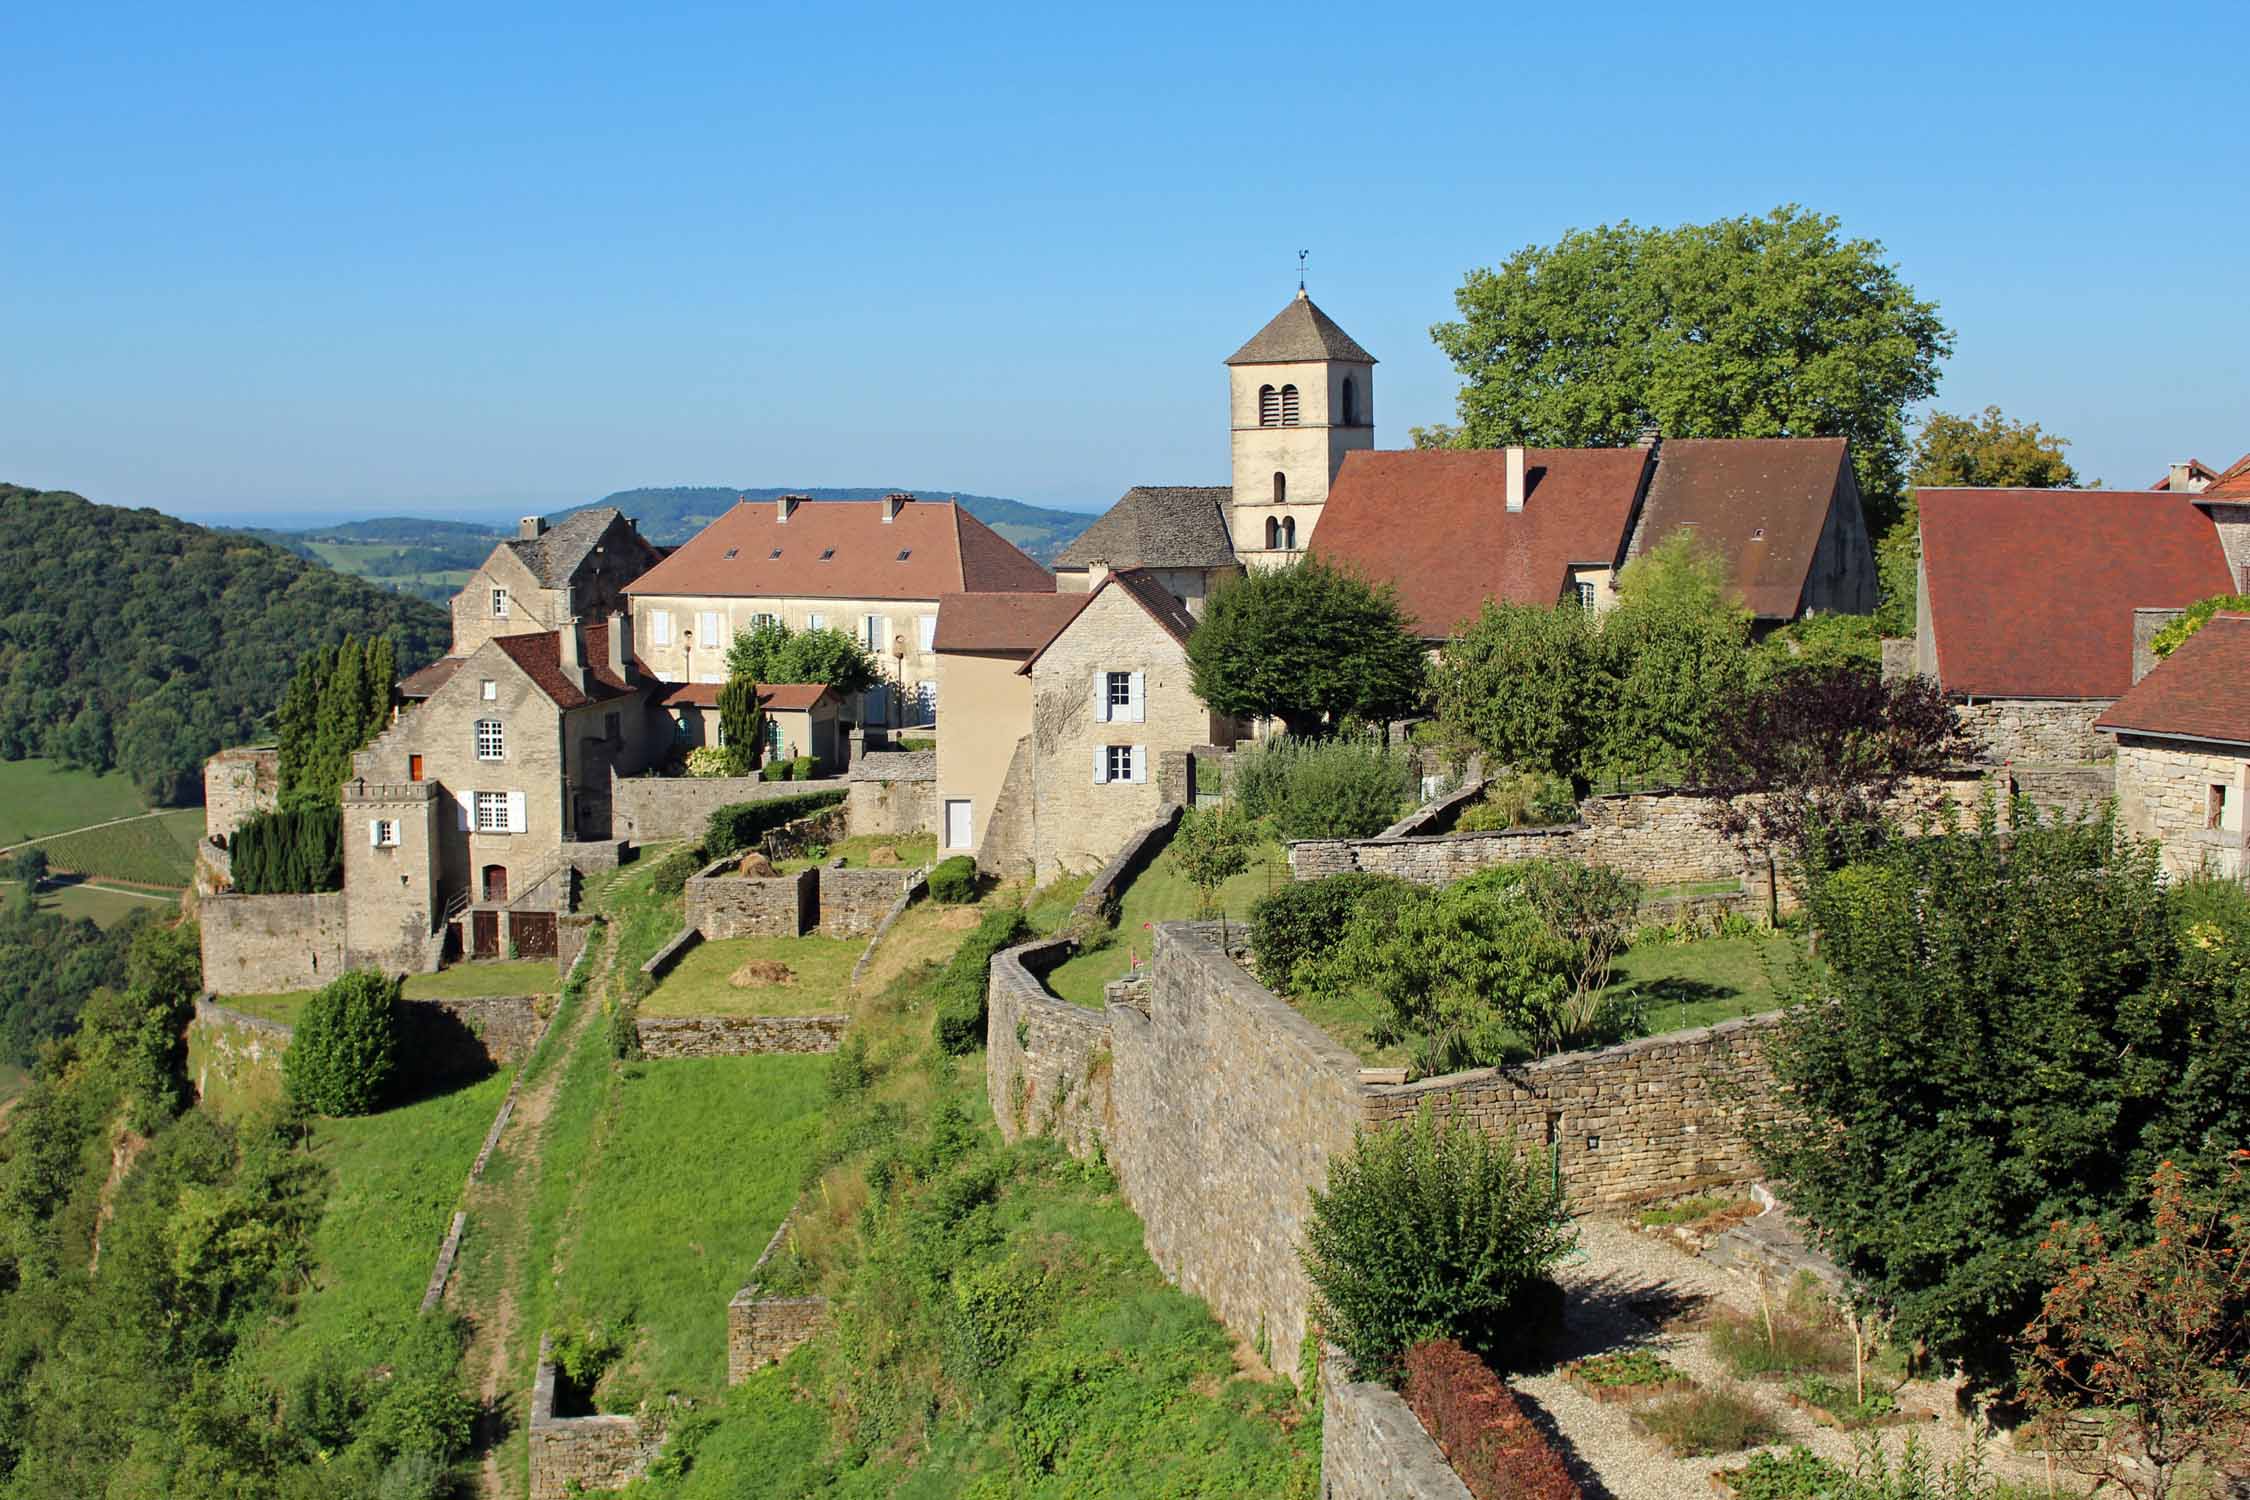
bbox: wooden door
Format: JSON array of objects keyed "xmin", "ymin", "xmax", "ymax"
[
  {"xmin": 511, "ymin": 911, "xmax": 557, "ymax": 959},
  {"xmin": 471, "ymin": 910, "xmax": 500, "ymax": 959}
]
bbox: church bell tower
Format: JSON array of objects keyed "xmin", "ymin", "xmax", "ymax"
[{"xmin": 1226, "ymin": 289, "xmax": 1376, "ymax": 569}]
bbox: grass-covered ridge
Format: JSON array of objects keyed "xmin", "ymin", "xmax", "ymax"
[{"xmin": 0, "ymin": 757, "xmax": 154, "ymax": 841}]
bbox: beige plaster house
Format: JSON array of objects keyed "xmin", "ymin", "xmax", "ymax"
[
  {"xmin": 2097, "ymin": 612, "xmax": 2250, "ymax": 881},
  {"xmin": 652, "ymin": 681, "xmax": 844, "ymax": 773},
  {"xmin": 930, "ymin": 592, "xmax": 1093, "ymax": 856},
  {"xmin": 451, "ymin": 508, "xmax": 662, "ymax": 656},
  {"xmin": 623, "ymin": 493, "xmax": 1053, "ymax": 731}
]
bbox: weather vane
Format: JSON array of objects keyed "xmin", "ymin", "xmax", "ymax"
[{"xmin": 1298, "ymin": 249, "xmax": 1309, "ymax": 291}]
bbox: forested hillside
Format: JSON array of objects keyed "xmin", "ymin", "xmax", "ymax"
[{"xmin": 0, "ymin": 486, "xmax": 449, "ymax": 803}]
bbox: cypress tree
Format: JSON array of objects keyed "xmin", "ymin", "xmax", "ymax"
[{"xmin": 717, "ymin": 674, "xmax": 766, "ymax": 774}]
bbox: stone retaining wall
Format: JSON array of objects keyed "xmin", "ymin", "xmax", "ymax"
[
  {"xmin": 610, "ymin": 772, "xmax": 846, "ymax": 843},
  {"xmin": 642, "ymin": 927, "xmax": 701, "ymax": 983},
  {"xmin": 527, "ymin": 1338, "xmax": 666, "ymax": 1500},
  {"xmin": 188, "ymin": 993, "xmax": 546, "ymax": 1078},
  {"xmin": 686, "ymin": 859, "xmax": 815, "ymax": 938},
  {"xmin": 817, "ymin": 867, "xmax": 919, "ymax": 937},
  {"xmin": 1955, "ymin": 698, "xmax": 2115, "ymax": 768},
  {"xmin": 726, "ymin": 1216, "xmax": 831, "ymax": 1384},
  {"xmin": 987, "ymin": 937, "xmax": 1112, "ymax": 1153},
  {"xmin": 1073, "ymin": 808, "xmax": 1181, "ymax": 926},
  {"xmin": 849, "ymin": 865, "xmax": 930, "ymax": 986},
  {"xmin": 635, "ymin": 1013, "xmax": 849, "ymax": 1057},
  {"xmin": 198, "ymin": 891, "xmax": 347, "ymax": 993},
  {"xmin": 1321, "ymin": 1348, "xmax": 1473, "ymax": 1500},
  {"xmin": 845, "ymin": 749, "xmax": 937, "ymax": 838}
]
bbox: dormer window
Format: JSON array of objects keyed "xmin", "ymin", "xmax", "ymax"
[
  {"xmin": 820, "ymin": 548, "xmax": 835, "ymax": 561},
  {"xmin": 897, "ymin": 549, "xmax": 912, "ymax": 561},
  {"xmin": 769, "ymin": 548, "xmax": 782, "ymax": 559},
  {"xmin": 491, "ymin": 588, "xmax": 509, "ymax": 618}
]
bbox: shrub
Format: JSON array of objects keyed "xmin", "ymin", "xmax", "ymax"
[
  {"xmin": 1248, "ymin": 872, "xmax": 1409, "ymax": 993},
  {"xmin": 1720, "ymin": 1447, "xmax": 1849, "ymax": 1499},
  {"xmin": 1709, "ymin": 1305, "xmax": 1852, "ymax": 1379},
  {"xmin": 928, "ymin": 855, "xmax": 977, "ymax": 905},
  {"xmin": 283, "ymin": 969, "xmax": 403, "ymax": 1115},
  {"xmin": 1567, "ymin": 1349, "xmax": 1687, "ymax": 1387},
  {"xmin": 791, "ymin": 755, "xmax": 817, "ymax": 780},
  {"xmin": 1635, "ymin": 1383, "xmax": 1780, "ymax": 1456},
  {"xmin": 647, "ymin": 844, "xmax": 705, "ymax": 897},
  {"xmin": 705, "ymin": 789, "xmax": 845, "ymax": 858},
  {"xmin": 894, "ymin": 737, "xmax": 934, "ymax": 752},
  {"xmin": 2149, "ymin": 591, "xmax": 2250, "ymax": 659},
  {"xmin": 1303, "ymin": 1104, "xmax": 1573, "ymax": 1377},
  {"xmin": 1454, "ymin": 772, "xmax": 1578, "ymax": 832},
  {"xmin": 1787, "ymin": 1374, "xmax": 1895, "ymax": 1422},
  {"xmin": 232, "ymin": 803, "xmax": 344, "ymax": 893},
  {"xmin": 932, "ymin": 905, "xmax": 1031, "ymax": 1054},
  {"xmin": 1230, "ymin": 733, "xmax": 1420, "ymax": 840},
  {"xmin": 684, "ymin": 746, "xmax": 736, "ymax": 778},
  {"xmin": 1400, "ymin": 1339, "xmax": 1580, "ymax": 1500},
  {"xmin": 759, "ymin": 760, "xmax": 791, "ymax": 781}
]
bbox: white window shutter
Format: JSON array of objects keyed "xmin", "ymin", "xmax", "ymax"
[
  {"xmin": 1131, "ymin": 746, "xmax": 1147, "ymax": 784},
  {"xmin": 1128, "ymin": 671, "xmax": 1145, "ymax": 724},
  {"xmin": 1092, "ymin": 670, "xmax": 1109, "ymax": 724},
  {"xmin": 808, "ymin": 612, "xmax": 825, "ymax": 631},
  {"xmin": 506, "ymin": 790, "xmax": 527, "ymax": 834},
  {"xmin": 1092, "ymin": 745, "xmax": 1109, "ymax": 784},
  {"xmin": 369, "ymin": 819, "xmax": 383, "ymax": 848},
  {"xmin": 880, "ymin": 616, "xmax": 893, "ymax": 654},
  {"xmin": 917, "ymin": 615, "xmax": 936, "ymax": 652},
  {"xmin": 456, "ymin": 796, "xmax": 471, "ymax": 832}
]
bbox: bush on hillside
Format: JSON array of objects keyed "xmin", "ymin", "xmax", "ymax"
[
  {"xmin": 933, "ymin": 905, "xmax": 1031, "ymax": 1054},
  {"xmin": 1230, "ymin": 734, "xmax": 1420, "ymax": 841},
  {"xmin": 929, "ymin": 855, "xmax": 977, "ymax": 905},
  {"xmin": 647, "ymin": 844, "xmax": 706, "ymax": 897},
  {"xmin": 1453, "ymin": 771, "xmax": 1578, "ymax": 832},
  {"xmin": 1248, "ymin": 872, "xmax": 1410, "ymax": 993},
  {"xmin": 791, "ymin": 755, "xmax": 817, "ymax": 780},
  {"xmin": 759, "ymin": 760, "xmax": 792, "ymax": 781},
  {"xmin": 1304, "ymin": 1104, "xmax": 1574, "ymax": 1379},
  {"xmin": 284, "ymin": 970, "xmax": 403, "ymax": 1116},
  {"xmin": 231, "ymin": 804, "xmax": 344, "ymax": 893},
  {"xmin": 704, "ymin": 789, "xmax": 845, "ymax": 858}
]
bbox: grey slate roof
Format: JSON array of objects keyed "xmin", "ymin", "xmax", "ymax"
[
  {"xmin": 1054, "ymin": 486, "xmax": 1238, "ymax": 570},
  {"xmin": 1225, "ymin": 292, "xmax": 1377, "ymax": 366},
  {"xmin": 508, "ymin": 507, "xmax": 624, "ymax": 588}
]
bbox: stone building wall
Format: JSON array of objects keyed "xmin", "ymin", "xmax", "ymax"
[
  {"xmin": 198, "ymin": 892, "xmax": 347, "ymax": 994},
  {"xmin": 203, "ymin": 746, "xmax": 280, "ymax": 843},
  {"xmin": 1321, "ymin": 1348, "xmax": 1474, "ymax": 1500},
  {"xmin": 526, "ymin": 1340, "xmax": 665, "ymax": 1500},
  {"xmin": 2112, "ymin": 735, "xmax": 2248, "ymax": 879},
  {"xmin": 684, "ymin": 861, "xmax": 814, "ymax": 938},
  {"xmin": 412, "ymin": 994, "xmax": 547, "ymax": 1066},
  {"xmin": 986, "ymin": 937, "xmax": 1113, "ymax": 1154},
  {"xmin": 1954, "ymin": 698, "xmax": 2115, "ymax": 767},
  {"xmin": 1361, "ymin": 1014, "xmax": 1785, "ymax": 1207},
  {"xmin": 635, "ymin": 1013, "xmax": 849, "ymax": 1057},
  {"xmin": 973, "ymin": 737, "xmax": 1038, "ymax": 878},
  {"xmin": 610, "ymin": 772, "xmax": 842, "ymax": 844},
  {"xmin": 816, "ymin": 867, "xmax": 919, "ymax": 937},
  {"xmin": 845, "ymin": 750, "xmax": 937, "ymax": 839}
]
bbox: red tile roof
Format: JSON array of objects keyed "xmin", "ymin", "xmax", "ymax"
[
  {"xmin": 1918, "ymin": 489, "xmax": 2233, "ymax": 700},
  {"xmin": 624, "ymin": 498, "xmax": 1053, "ymax": 602},
  {"xmin": 932, "ymin": 591, "xmax": 1092, "ymax": 654},
  {"xmin": 652, "ymin": 681, "xmax": 838, "ymax": 712},
  {"xmin": 2096, "ymin": 613, "xmax": 2250, "ymax": 746},
  {"xmin": 493, "ymin": 621, "xmax": 641, "ymax": 708},
  {"xmin": 1017, "ymin": 568, "xmax": 1198, "ymax": 672},
  {"xmin": 1635, "ymin": 438, "xmax": 1854, "ymax": 619},
  {"xmin": 1310, "ymin": 447, "xmax": 1651, "ymax": 637},
  {"xmin": 398, "ymin": 656, "xmax": 466, "ymax": 699},
  {"xmin": 2149, "ymin": 452, "xmax": 2250, "ymax": 495}
]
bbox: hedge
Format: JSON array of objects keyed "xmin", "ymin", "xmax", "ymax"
[
  {"xmin": 232, "ymin": 803, "xmax": 344, "ymax": 894},
  {"xmin": 1401, "ymin": 1339, "xmax": 1580, "ymax": 1500},
  {"xmin": 928, "ymin": 855, "xmax": 977, "ymax": 905},
  {"xmin": 704, "ymin": 789, "xmax": 846, "ymax": 858},
  {"xmin": 283, "ymin": 970, "xmax": 402, "ymax": 1116},
  {"xmin": 1248, "ymin": 872, "xmax": 1409, "ymax": 994},
  {"xmin": 933, "ymin": 905, "xmax": 1030, "ymax": 1054}
]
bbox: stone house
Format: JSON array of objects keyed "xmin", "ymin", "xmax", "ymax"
[
  {"xmin": 947, "ymin": 568, "xmax": 1238, "ymax": 881},
  {"xmin": 1311, "ymin": 433, "xmax": 1876, "ymax": 642},
  {"xmin": 450, "ymin": 508, "xmax": 662, "ymax": 657},
  {"xmin": 1051, "ymin": 487, "xmax": 1238, "ymax": 616},
  {"xmin": 651, "ymin": 681, "xmax": 844, "ymax": 772},
  {"xmin": 1915, "ymin": 487, "xmax": 2237, "ymax": 767},
  {"xmin": 930, "ymin": 592, "xmax": 1094, "ymax": 856},
  {"xmin": 2097, "ymin": 612, "xmax": 2250, "ymax": 880},
  {"xmin": 623, "ymin": 492, "xmax": 1053, "ymax": 731}
]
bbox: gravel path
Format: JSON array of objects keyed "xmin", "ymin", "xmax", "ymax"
[{"xmin": 1513, "ymin": 1216, "xmax": 2060, "ymax": 1499}]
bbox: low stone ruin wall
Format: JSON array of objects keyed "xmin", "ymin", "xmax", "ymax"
[
  {"xmin": 845, "ymin": 750, "xmax": 937, "ymax": 838},
  {"xmin": 635, "ymin": 1013, "xmax": 848, "ymax": 1058},
  {"xmin": 610, "ymin": 771, "xmax": 847, "ymax": 844},
  {"xmin": 198, "ymin": 891, "xmax": 347, "ymax": 993},
  {"xmin": 188, "ymin": 993, "xmax": 547, "ymax": 1080},
  {"xmin": 817, "ymin": 867, "xmax": 918, "ymax": 937},
  {"xmin": 685, "ymin": 859, "xmax": 816, "ymax": 939},
  {"xmin": 727, "ymin": 1216, "xmax": 830, "ymax": 1384},
  {"xmin": 987, "ymin": 937, "xmax": 1113, "ymax": 1155},
  {"xmin": 1321, "ymin": 1348, "xmax": 1473, "ymax": 1500},
  {"xmin": 1954, "ymin": 697, "xmax": 2115, "ymax": 768},
  {"xmin": 527, "ymin": 1338, "xmax": 665, "ymax": 1500}
]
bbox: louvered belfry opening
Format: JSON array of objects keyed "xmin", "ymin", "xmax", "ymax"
[
  {"xmin": 1258, "ymin": 384, "xmax": 1280, "ymax": 425},
  {"xmin": 1280, "ymin": 384, "xmax": 1300, "ymax": 425}
]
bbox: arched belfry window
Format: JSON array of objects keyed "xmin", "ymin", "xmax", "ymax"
[
  {"xmin": 1281, "ymin": 516, "xmax": 1297, "ymax": 549},
  {"xmin": 1341, "ymin": 376, "xmax": 1359, "ymax": 426},
  {"xmin": 1264, "ymin": 517, "xmax": 1280, "ymax": 549},
  {"xmin": 1273, "ymin": 471, "xmax": 1286, "ymax": 504},
  {"xmin": 1280, "ymin": 384, "xmax": 1301, "ymax": 425},
  {"xmin": 1258, "ymin": 385, "xmax": 1280, "ymax": 426}
]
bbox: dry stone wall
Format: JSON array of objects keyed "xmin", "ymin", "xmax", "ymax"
[
  {"xmin": 726, "ymin": 1217, "xmax": 831, "ymax": 1383},
  {"xmin": 685, "ymin": 861, "xmax": 814, "ymax": 938},
  {"xmin": 816, "ymin": 867, "xmax": 917, "ymax": 937},
  {"xmin": 846, "ymin": 750, "xmax": 937, "ymax": 838},
  {"xmin": 987, "ymin": 938, "xmax": 1113, "ymax": 1155},
  {"xmin": 1955, "ymin": 698, "xmax": 2114, "ymax": 767},
  {"xmin": 635, "ymin": 1014, "xmax": 848, "ymax": 1057},
  {"xmin": 610, "ymin": 772, "xmax": 844, "ymax": 843},
  {"xmin": 188, "ymin": 994, "xmax": 546, "ymax": 1081},
  {"xmin": 203, "ymin": 746, "xmax": 279, "ymax": 842},
  {"xmin": 527, "ymin": 1340, "xmax": 665, "ymax": 1500},
  {"xmin": 198, "ymin": 892, "xmax": 346, "ymax": 993},
  {"xmin": 1321, "ymin": 1348, "xmax": 1474, "ymax": 1500}
]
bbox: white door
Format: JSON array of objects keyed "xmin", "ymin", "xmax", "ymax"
[{"xmin": 944, "ymin": 798, "xmax": 972, "ymax": 850}]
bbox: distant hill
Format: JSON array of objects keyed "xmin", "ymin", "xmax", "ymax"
[
  {"xmin": 0, "ymin": 485, "xmax": 451, "ymax": 802},
  {"xmin": 573, "ymin": 487, "xmax": 1098, "ymax": 562}
]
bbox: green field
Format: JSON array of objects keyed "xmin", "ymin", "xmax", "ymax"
[
  {"xmin": 34, "ymin": 808, "xmax": 203, "ymax": 887},
  {"xmin": 305, "ymin": 540, "xmax": 478, "ymax": 602},
  {"xmin": 1042, "ymin": 838, "xmax": 1289, "ymax": 1006},
  {"xmin": 0, "ymin": 757, "xmax": 153, "ymax": 842},
  {"xmin": 641, "ymin": 934, "xmax": 862, "ymax": 1016},
  {"xmin": 1611, "ymin": 929, "xmax": 1808, "ymax": 1033}
]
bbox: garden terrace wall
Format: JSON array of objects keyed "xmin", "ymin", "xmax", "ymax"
[
  {"xmin": 845, "ymin": 749, "xmax": 937, "ymax": 838},
  {"xmin": 727, "ymin": 1217, "xmax": 830, "ymax": 1383},
  {"xmin": 609, "ymin": 771, "xmax": 844, "ymax": 844},
  {"xmin": 817, "ymin": 867, "xmax": 919, "ymax": 937},
  {"xmin": 1073, "ymin": 807, "xmax": 1181, "ymax": 926},
  {"xmin": 634, "ymin": 1013, "xmax": 849, "ymax": 1057},
  {"xmin": 198, "ymin": 892, "xmax": 346, "ymax": 993},
  {"xmin": 527, "ymin": 1338, "xmax": 665, "ymax": 1500},
  {"xmin": 987, "ymin": 937, "xmax": 1113, "ymax": 1154},
  {"xmin": 186, "ymin": 994, "xmax": 547, "ymax": 1078},
  {"xmin": 188, "ymin": 998, "xmax": 292, "ymax": 1107},
  {"xmin": 685, "ymin": 858, "xmax": 816, "ymax": 938},
  {"xmin": 1321, "ymin": 1347, "xmax": 1474, "ymax": 1500}
]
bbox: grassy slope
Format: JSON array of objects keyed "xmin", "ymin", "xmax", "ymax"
[
  {"xmin": 640, "ymin": 935, "xmax": 862, "ymax": 1017},
  {"xmin": 35, "ymin": 808, "xmax": 202, "ymax": 886},
  {"xmin": 0, "ymin": 757, "xmax": 151, "ymax": 841},
  {"xmin": 223, "ymin": 959, "xmax": 563, "ymax": 1023},
  {"xmin": 1042, "ymin": 839, "xmax": 1289, "ymax": 1007},
  {"xmin": 774, "ymin": 831, "xmax": 935, "ymax": 873}
]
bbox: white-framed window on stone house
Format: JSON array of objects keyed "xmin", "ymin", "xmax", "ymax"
[
  {"xmin": 492, "ymin": 587, "xmax": 509, "ymax": 618},
  {"xmin": 472, "ymin": 790, "xmax": 525, "ymax": 834},
  {"xmin": 698, "ymin": 611, "xmax": 723, "ymax": 648},
  {"xmin": 862, "ymin": 614, "xmax": 891, "ymax": 652},
  {"xmin": 917, "ymin": 615, "xmax": 937, "ymax": 653},
  {"xmin": 481, "ymin": 679, "xmax": 498, "ymax": 700},
  {"xmin": 807, "ymin": 612, "xmax": 826, "ymax": 630},
  {"xmin": 475, "ymin": 719, "xmax": 505, "ymax": 761},
  {"xmin": 1095, "ymin": 744, "xmax": 1144, "ymax": 785},
  {"xmin": 1576, "ymin": 580, "xmax": 1597, "ymax": 611},
  {"xmin": 650, "ymin": 609, "xmax": 674, "ymax": 647},
  {"xmin": 1094, "ymin": 670, "xmax": 1143, "ymax": 724},
  {"xmin": 2212, "ymin": 783, "xmax": 2232, "ymax": 832},
  {"xmin": 368, "ymin": 819, "xmax": 400, "ymax": 848}
]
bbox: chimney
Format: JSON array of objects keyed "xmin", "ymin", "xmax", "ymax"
[
  {"xmin": 558, "ymin": 619, "xmax": 588, "ymax": 693},
  {"xmin": 2169, "ymin": 460, "xmax": 2198, "ymax": 493},
  {"xmin": 777, "ymin": 493, "xmax": 805, "ymax": 523},
  {"xmin": 1636, "ymin": 423, "xmax": 1661, "ymax": 448},
  {"xmin": 881, "ymin": 491, "xmax": 913, "ymax": 523},
  {"xmin": 519, "ymin": 515, "xmax": 549, "ymax": 540},
  {"xmin": 1505, "ymin": 446, "xmax": 1527, "ymax": 513},
  {"xmin": 607, "ymin": 610, "xmax": 634, "ymax": 685}
]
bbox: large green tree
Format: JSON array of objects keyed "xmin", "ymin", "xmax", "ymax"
[
  {"xmin": 724, "ymin": 620, "xmax": 880, "ymax": 697},
  {"xmin": 275, "ymin": 634, "xmax": 396, "ymax": 805},
  {"xmin": 1430, "ymin": 206, "xmax": 1951, "ymax": 512},
  {"xmin": 1187, "ymin": 560, "xmax": 1427, "ymax": 737}
]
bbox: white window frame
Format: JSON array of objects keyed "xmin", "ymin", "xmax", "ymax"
[
  {"xmin": 862, "ymin": 614, "xmax": 884, "ymax": 651},
  {"xmin": 806, "ymin": 611, "xmax": 826, "ymax": 631},
  {"xmin": 1106, "ymin": 671, "xmax": 1132, "ymax": 714},
  {"xmin": 475, "ymin": 718, "xmax": 505, "ymax": 761},
  {"xmin": 481, "ymin": 678, "xmax": 498, "ymax": 701},
  {"xmin": 650, "ymin": 609, "xmax": 674, "ymax": 647},
  {"xmin": 916, "ymin": 614, "xmax": 937, "ymax": 653},
  {"xmin": 698, "ymin": 610, "xmax": 723, "ymax": 648},
  {"xmin": 474, "ymin": 790, "xmax": 510, "ymax": 833},
  {"xmin": 1102, "ymin": 744, "xmax": 1136, "ymax": 784},
  {"xmin": 491, "ymin": 587, "xmax": 509, "ymax": 618},
  {"xmin": 369, "ymin": 818, "xmax": 400, "ymax": 848},
  {"xmin": 1576, "ymin": 580, "xmax": 1597, "ymax": 611}
]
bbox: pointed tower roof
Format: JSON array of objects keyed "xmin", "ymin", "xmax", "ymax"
[{"xmin": 1225, "ymin": 290, "xmax": 1377, "ymax": 366}]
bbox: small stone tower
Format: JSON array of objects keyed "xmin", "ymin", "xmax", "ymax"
[
  {"xmin": 1226, "ymin": 290, "xmax": 1376, "ymax": 569},
  {"xmin": 341, "ymin": 778, "xmax": 443, "ymax": 973}
]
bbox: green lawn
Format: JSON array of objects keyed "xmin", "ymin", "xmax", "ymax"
[
  {"xmin": 223, "ymin": 960, "xmax": 563, "ymax": 1025},
  {"xmin": 1042, "ymin": 839, "xmax": 1289, "ymax": 1007},
  {"xmin": 250, "ymin": 1068, "xmax": 515, "ymax": 1390},
  {"xmin": 556, "ymin": 1056, "xmax": 825, "ymax": 1406},
  {"xmin": 1610, "ymin": 930, "xmax": 1808, "ymax": 1033},
  {"xmin": 775, "ymin": 831, "xmax": 935, "ymax": 873},
  {"xmin": 640, "ymin": 935, "xmax": 863, "ymax": 1017},
  {"xmin": 35, "ymin": 809, "xmax": 203, "ymax": 887},
  {"xmin": 0, "ymin": 757, "xmax": 152, "ymax": 842}
]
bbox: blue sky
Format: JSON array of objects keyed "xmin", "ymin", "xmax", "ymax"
[{"xmin": 5, "ymin": 0, "xmax": 2244, "ymax": 523}]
